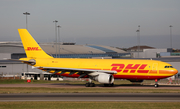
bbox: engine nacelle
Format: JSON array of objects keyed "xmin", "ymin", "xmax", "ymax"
[{"xmin": 94, "ymin": 74, "xmax": 114, "ymax": 84}]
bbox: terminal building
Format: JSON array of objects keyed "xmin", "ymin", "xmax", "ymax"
[{"xmin": 126, "ymin": 45, "xmax": 176, "ymax": 58}]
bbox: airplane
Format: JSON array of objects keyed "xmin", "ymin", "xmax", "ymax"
[{"xmin": 14, "ymin": 29, "xmax": 178, "ymax": 87}]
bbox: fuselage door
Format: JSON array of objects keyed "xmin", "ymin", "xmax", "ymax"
[{"xmin": 152, "ymin": 63, "xmax": 158, "ymax": 74}]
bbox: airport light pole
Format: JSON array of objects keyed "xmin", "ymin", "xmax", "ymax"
[
  {"xmin": 23, "ymin": 12, "xmax": 30, "ymax": 29},
  {"xmin": 169, "ymin": 25, "xmax": 173, "ymax": 48},
  {"xmin": 57, "ymin": 25, "xmax": 61, "ymax": 58},
  {"xmin": 136, "ymin": 25, "xmax": 140, "ymax": 58},
  {"xmin": 53, "ymin": 20, "xmax": 58, "ymax": 58},
  {"xmin": 23, "ymin": 12, "xmax": 30, "ymax": 76}
]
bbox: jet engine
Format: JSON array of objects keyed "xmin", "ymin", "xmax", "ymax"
[{"xmin": 94, "ymin": 74, "xmax": 114, "ymax": 84}]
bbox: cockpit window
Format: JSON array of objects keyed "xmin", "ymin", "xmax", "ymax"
[{"xmin": 164, "ymin": 66, "xmax": 173, "ymax": 68}]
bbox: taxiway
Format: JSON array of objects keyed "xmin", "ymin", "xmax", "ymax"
[{"xmin": 0, "ymin": 93, "xmax": 180, "ymax": 102}]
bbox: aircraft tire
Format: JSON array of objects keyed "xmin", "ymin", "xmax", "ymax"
[
  {"xmin": 154, "ymin": 84, "xmax": 159, "ymax": 88},
  {"xmin": 85, "ymin": 83, "xmax": 90, "ymax": 87},
  {"xmin": 90, "ymin": 83, "xmax": 95, "ymax": 87}
]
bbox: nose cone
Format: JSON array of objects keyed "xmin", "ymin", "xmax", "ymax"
[
  {"xmin": 173, "ymin": 69, "xmax": 178, "ymax": 75},
  {"xmin": 159, "ymin": 68, "xmax": 178, "ymax": 76},
  {"xmin": 169, "ymin": 69, "xmax": 178, "ymax": 76}
]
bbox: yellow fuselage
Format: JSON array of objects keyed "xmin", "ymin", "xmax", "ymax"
[{"xmin": 34, "ymin": 58, "xmax": 178, "ymax": 80}]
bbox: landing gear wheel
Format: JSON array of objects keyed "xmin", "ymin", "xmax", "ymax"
[
  {"xmin": 85, "ymin": 83, "xmax": 90, "ymax": 87},
  {"xmin": 90, "ymin": 83, "xmax": 95, "ymax": 87},
  {"xmin": 85, "ymin": 83, "xmax": 95, "ymax": 87},
  {"xmin": 154, "ymin": 79, "xmax": 159, "ymax": 88},
  {"xmin": 154, "ymin": 84, "xmax": 159, "ymax": 88}
]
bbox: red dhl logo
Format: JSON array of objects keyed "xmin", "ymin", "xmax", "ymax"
[
  {"xmin": 111, "ymin": 64, "xmax": 149, "ymax": 73},
  {"xmin": 25, "ymin": 47, "xmax": 42, "ymax": 51}
]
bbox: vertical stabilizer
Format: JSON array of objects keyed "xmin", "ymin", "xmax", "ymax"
[{"xmin": 18, "ymin": 29, "xmax": 53, "ymax": 59}]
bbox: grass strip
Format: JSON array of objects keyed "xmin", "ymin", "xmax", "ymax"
[
  {"xmin": 0, "ymin": 87, "xmax": 180, "ymax": 93},
  {"xmin": 0, "ymin": 79, "xmax": 64, "ymax": 84},
  {"xmin": 0, "ymin": 101, "xmax": 180, "ymax": 109}
]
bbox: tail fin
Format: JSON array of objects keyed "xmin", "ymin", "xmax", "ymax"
[{"xmin": 18, "ymin": 29, "xmax": 53, "ymax": 59}]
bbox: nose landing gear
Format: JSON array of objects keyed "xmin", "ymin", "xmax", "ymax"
[{"xmin": 154, "ymin": 79, "xmax": 159, "ymax": 88}]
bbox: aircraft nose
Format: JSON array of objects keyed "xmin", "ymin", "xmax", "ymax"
[
  {"xmin": 173, "ymin": 69, "xmax": 178, "ymax": 75},
  {"xmin": 159, "ymin": 69, "xmax": 178, "ymax": 76},
  {"xmin": 169, "ymin": 69, "xmax": 178, "ymax": 75}
]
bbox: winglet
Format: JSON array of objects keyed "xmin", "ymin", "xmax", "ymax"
[{"xmin": 18, "ymin": 29, "xmax": 53, "ymax": 59}]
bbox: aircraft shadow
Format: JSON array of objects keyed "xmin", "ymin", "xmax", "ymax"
[{"xmin": 49, "ymin": 83, "xmax": 180, "ymax": 88}]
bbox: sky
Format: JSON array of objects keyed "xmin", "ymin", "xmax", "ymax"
[{"xmin": 0, "ymin": 0, "xmax": 180, "ymax": 49}]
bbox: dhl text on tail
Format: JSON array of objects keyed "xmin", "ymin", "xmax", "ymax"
[{"xmin": 15, "ymin": 29, "xmax": 178, "ymax": 87}]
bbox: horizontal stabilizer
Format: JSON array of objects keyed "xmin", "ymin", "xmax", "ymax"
[{"xmin": 4, "ymin": 58, "xmax": 36, "ymax": 65}]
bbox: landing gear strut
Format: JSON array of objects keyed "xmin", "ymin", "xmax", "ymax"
[
  {"xmin": 85, "ymin": 78, "xmax": 95, "ymax": 87},
  {"xmin": 154, "ymin": 79, "xmax": 159, "ymax": 88}
]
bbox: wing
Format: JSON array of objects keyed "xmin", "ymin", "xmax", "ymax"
[
  {"xmin": 37, "ymin": 67, "xmax": 117, "ymax": 78},
  {"xmin": 5, "ymin": 58, "xmax": 117, "ymax": 78}
]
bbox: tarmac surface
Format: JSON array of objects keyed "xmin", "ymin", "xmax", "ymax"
[
  {"xmin": 0, "ymin": 93, "xmax": 180, "ymax": 102},
  {"xmin": 0, "ymin": 83, "xmax": 180, "ymax": 102},
  {"xmin": 0, "ymin": 83, "xmax": 180, "ymax": 89}
]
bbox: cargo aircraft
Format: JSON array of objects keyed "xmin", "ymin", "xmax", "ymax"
[{"xmin": 14, "ymin": 29, "xmax": 178, "ymax": 87}]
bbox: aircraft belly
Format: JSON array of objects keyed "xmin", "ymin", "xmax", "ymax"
[
  {"xmin": 113, "ymin": 74, "xmax": 170, "ymax": 80},
  {"xmin": 56, "ymin": 73, "xmax": 84, "ymax": 78}
]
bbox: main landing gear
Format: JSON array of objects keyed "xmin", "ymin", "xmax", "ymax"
[
  {"xmin": 85, "ymin": 82, "xmax": 95, "ymax": 87},
  {"xmin": 154, "ymin": 79, "xmax": 159, "ymax": 88},
  {"xmin": 85, "ymin": 78, "xmax": 114, "ymax": 87},
  {"xmin": 85, "ymin": 78, "xmax": 95, "ymax": 87}
]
